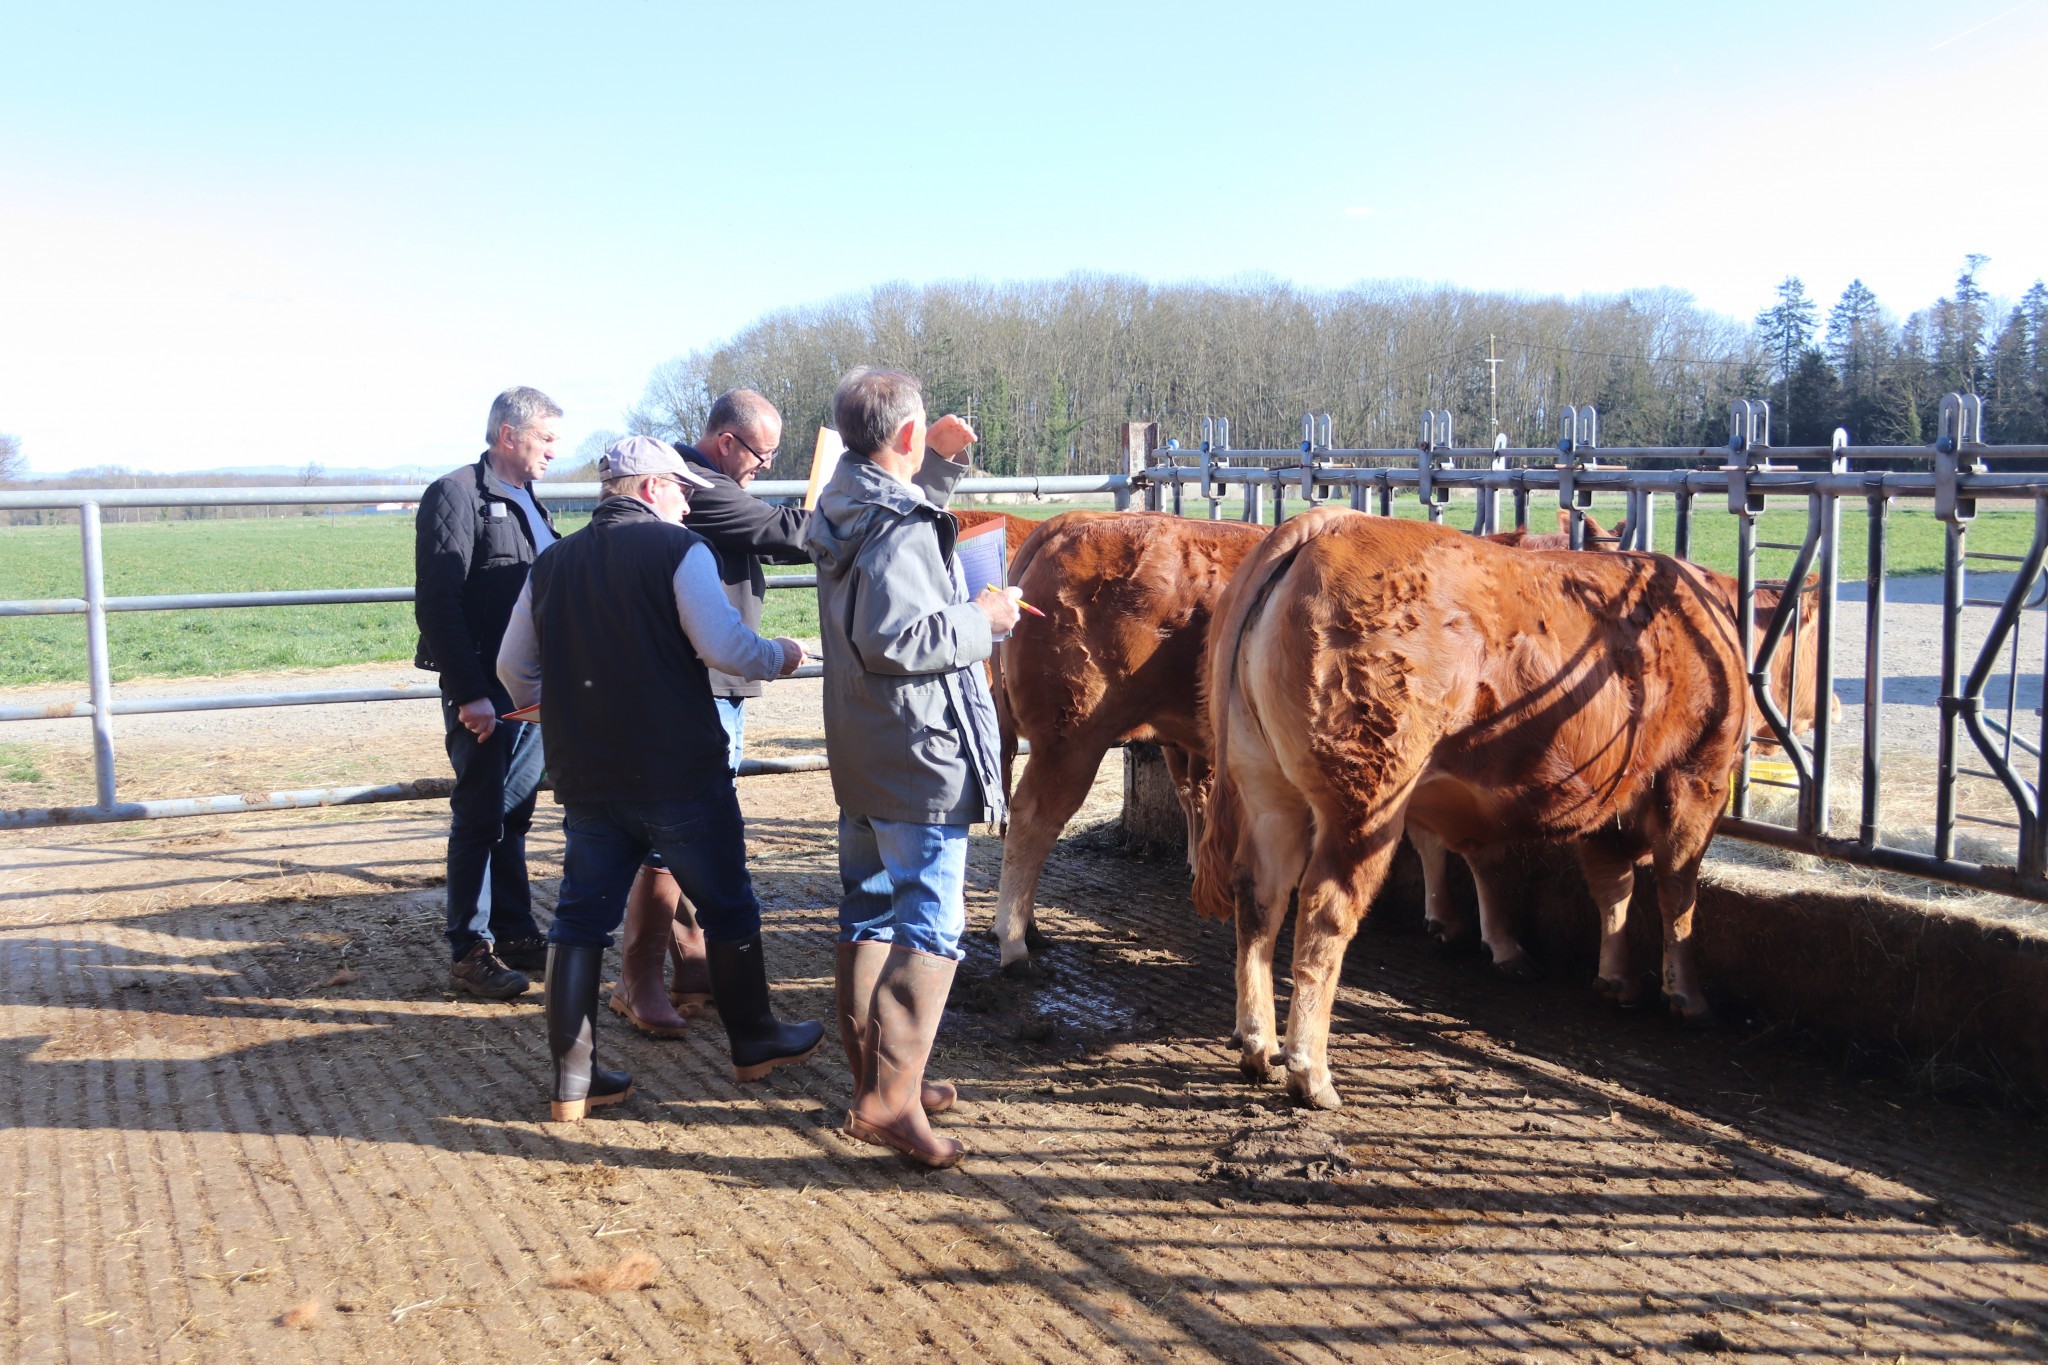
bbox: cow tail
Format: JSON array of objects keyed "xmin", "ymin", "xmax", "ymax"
[{"xmin": 1191, "ymin": 508, "xmax": 1351, "ymax": 921}]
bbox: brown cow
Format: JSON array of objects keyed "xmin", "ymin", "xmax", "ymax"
[
  {"xmin": 990, "ymin": 511, "xmax": 1267, "ymax": 971},
  {"xmin": 1194, "ymin": 510, "xmax": 1777, "ymax": 1108},
  {"xmin": 987, "ymin": 508, "xmax": 1619, "ymax": 972},
  {"xmin": 950, "ymin": 507, "xmax": 1040, "ymax": 563},
  {"xmin": 1412, "ymin": 567, "xmax": 1828, "ymax": 988}
]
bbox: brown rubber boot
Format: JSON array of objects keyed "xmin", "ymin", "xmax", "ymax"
[
  {"xmin": 845, "ymin": 947, "xmax": 963, "ymax": 1168},
  {"xmin": 607, "ymin": 869, "xmax": 692, "ymax": 1038},
  {"xmin": 836, "ymin": 941, "xmax": 954, "ymax": 1114},
  {"xmin": 665, "ymin": 880, "xmax": 715, "ymax": 1016}
]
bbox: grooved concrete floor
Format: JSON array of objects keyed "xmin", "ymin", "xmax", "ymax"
[{"xmin": 4, "ymin": 768, "xmax": 2048, "ymax": 1362}]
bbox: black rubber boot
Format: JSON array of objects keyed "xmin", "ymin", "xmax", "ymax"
[
  {"xmin": 545, "ymin": 944, "xmax": 632, "ymax": 1122},
  {"xmin": 706, "ymin": 935, "xmax": 824, "ymax": 1082}
]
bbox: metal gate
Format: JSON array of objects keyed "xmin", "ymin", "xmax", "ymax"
[{"xmin": 1135, "ymin": 394, "xmax": 2048, "ymax": 901}]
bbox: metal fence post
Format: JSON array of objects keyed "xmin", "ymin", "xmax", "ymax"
[
  {"xmin": 80, "ymin": 501, "xmax": 119, "ymax": 809},
  {"xmin": 1933, "ymin": 393, "xmax": 1981, "ymax": 860},
  {"xmin": 1860, "ymin": 486, "xmax": 1889, "ymax": 848},
  {"xmin": 1810, "ymin": 477, "xmax": 1842, "ymax": 836},
  {"xmin": 1417, "ymin": 409, "xmax": 1452, "ymax": 525},
  {"xmin": 1728, "ymin": 399, "xmax": 1768, "ymax": 818},
  {"xmin": 1120, "ymin": 421, "xmax": 1159, "ymax": 513}
]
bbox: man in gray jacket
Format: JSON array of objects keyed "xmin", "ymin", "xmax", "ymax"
[{"xmin": 805, "ymin": 367, "xmax": 1019, "ymax": 1169}]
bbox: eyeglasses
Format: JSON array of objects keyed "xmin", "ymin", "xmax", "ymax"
[{"xmin": 726, "ymin": 430, "xmax": 778, "ymax": 466}]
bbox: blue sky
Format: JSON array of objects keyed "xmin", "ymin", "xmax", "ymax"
[{"xmin": 3, "ymin": 0, "xmax": 2044, "ymax": 474}]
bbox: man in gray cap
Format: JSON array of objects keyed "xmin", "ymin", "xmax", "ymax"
[
  {"xmin": 610, "ymin": 389, "xmax": 807, "ymax": 1037},
  {"xmin": 497, "ymin": 436, "xmax": 824, "ymax": 1123}
]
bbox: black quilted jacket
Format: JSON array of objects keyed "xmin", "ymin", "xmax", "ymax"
[{"xmin": 412, "ymin": 457, "xmax": 556, "ymax": 704}]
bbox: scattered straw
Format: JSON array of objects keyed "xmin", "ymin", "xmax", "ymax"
[
  {"xmin": 546, "ymin": 1251, "xmax": 663, "ymax": 1294},
  {"xmin": 278, "ymin": 1298, "xmax": 320, "ymax": 1329},
  {"xmin": 319, "ymin": 968, "xmax": 359, "ymax": 988}
]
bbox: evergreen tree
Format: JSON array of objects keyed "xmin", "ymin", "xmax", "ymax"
[
  {"xmin": 1785, "ymin": 347, "xmax": 1844, "ymax": 446},
  {"xmin": 1755, "ymin": 277, "xmax": 1817, "ymax": 441},
  {"xmin": 1824, "ymin": 280, "xmax": 1894, "ymax": 442},
  {"xmin": 1986, "ymin": 281, "xmax": 2048, "ymax": 443}
]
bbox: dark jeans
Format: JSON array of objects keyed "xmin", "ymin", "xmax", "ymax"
[
  {"xmin": 442, "ymin": 693, "xmax": 545, "ymax": 961},
  {"xmin": 552, "ymin": 783, "xmax": 764, "ymax": 951}
]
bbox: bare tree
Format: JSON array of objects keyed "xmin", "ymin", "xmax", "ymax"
[{"xmin": 0, "ymin": 433, "xmax": 22, "ymax": 483}]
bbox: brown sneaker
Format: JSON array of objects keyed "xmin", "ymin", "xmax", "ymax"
[{"xmin": 451, "ymin": 942, "xmax": 530, "ymax": 1000}]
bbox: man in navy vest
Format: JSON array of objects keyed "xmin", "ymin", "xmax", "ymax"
[{"xmin": 496, "ymin": 436, "xmax": 823, "ymax": 1122}]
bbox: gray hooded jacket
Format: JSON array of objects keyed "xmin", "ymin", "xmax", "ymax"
[{"xmin": 804, "ymin": 449, "xmax": 1005, "ymax": 825}]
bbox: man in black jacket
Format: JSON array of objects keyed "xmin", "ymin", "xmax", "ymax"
[
  {"xmin": 608, "ymin": 390, "xmax": 811, "ymax": 1036},
  {"xmin": 413, "ymin": 386, "xmax": 560, "ymax": 1000}
]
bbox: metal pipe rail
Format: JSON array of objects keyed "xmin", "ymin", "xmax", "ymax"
[{"xmin": 1, "ymin": 472, "xmax": 1124, "ymax": 829}]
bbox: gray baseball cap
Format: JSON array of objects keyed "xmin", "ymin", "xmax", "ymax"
[{"xmin": 597, "ymin": 435, "xmax": 713, "ymax": 488}]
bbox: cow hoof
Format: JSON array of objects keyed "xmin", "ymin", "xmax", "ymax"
[
  {"xmin": 1287, "ymin": 1072, "xmax": 1344, "ymax": 1111},
  {"xmin": 1666, "ymin": 995, "xmax": 1717, "ymax": 1029},
  {"xmin": 1601, "ymin": 976, "xmax": 1656, "ymax": 1011},
  {"xmin": 1023, "ymin": 923, "xmax": 1051, "ymax": 954},
  {"xmin": 1430, "ymin": 929, "xmax": 1480, "ymax": 958},
  {"xmin": 999, "ymin": 955, "xmax": 1045, "ymax": 983},
  {"xmin": 1492, "ymin": 953, "xmax": 1536, "ymax": 982},
  {"xmin": 1237, "ymin": 1048, "xmax": 1276, "ymax": 1083},
  {"xmin": 1227, "ymin": 1030, "xmax": 1242, "ymax": 1049}
]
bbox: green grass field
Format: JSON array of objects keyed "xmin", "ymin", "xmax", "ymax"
[{"xmin": 0, "ymin": 497, "xmax": 2030, "ymax": 688}]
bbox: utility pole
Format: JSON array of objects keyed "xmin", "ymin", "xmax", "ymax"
[{"xmin": 1485, "ymin": 334, "xmax": 1504, "ymax": 440}]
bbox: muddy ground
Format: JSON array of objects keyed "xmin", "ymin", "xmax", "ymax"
[{"xmin": 7, "ymin": 726, "xmax": 2048, "ymax": 1362}]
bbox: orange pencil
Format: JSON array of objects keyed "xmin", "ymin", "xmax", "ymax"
[{"xmin": 984, "ymin": 584, "xmax": 1045, "ymax": 617}]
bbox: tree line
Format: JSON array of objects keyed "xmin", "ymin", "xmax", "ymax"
[
  {"xmin": 628, "ymin": 262, "xmax": 2045, "ymax": 479},
  {"xmin": 1756, "ymin": 256, "xmax": 2046, "ymax": 448}
]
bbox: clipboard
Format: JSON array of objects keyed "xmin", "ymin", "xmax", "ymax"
[
  {"xmin": 953, "ymin": 514, "xmax": 1008, "ymax": 600},
  {"xmin": 802, "ymin": 426, "xmax": 846, "ymax": 510}
]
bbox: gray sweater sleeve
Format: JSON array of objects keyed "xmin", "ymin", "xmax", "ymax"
[
  {"xmin": 673, "ymin": 543, "xmax": 785, "ymax": 681},
  {"xmin": 495, "ymin": 580, "xmax": 542, "ymax": 711}
]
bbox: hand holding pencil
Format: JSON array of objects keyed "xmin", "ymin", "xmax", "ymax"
[{"xmin": 973, "ymin": 583, "xmax": 1023, "ymax": 634}]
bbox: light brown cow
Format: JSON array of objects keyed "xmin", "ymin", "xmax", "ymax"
[
  {"xmin": 988, "ymin": 508, "xmax": 1617, "ymax": 973},
  {"xmin": 1413, "ymin": 567, "xmax": 1828, "ymax": 993},
  {"xmin": 1194, "ymin": 510, "xmax": 1760, "ymax": 1109}
]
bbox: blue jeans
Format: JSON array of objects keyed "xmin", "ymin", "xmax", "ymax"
[
  {"xmin": 836, "ymin": 812, "xmax": 969, "ymax": 961},
  {"xmin": 442, "ymin": 695, "xmax": 545, "ymax": 961},
  {"xmin": 716, "ymin": 696, "xmax": 746, "ymax": 773},
  {"xmin": 552, "ymin": 783, "xmax": 764, "ymax": 950},
  {"xmin": 645, "ymin": 699, "xmax": 744, "ymax": 875}
]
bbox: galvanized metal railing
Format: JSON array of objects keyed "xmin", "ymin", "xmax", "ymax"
[
  {"xmin": 0, "ymin": 473, "xmax": 1125, "ymax": 828},
  {"xmin": 12, "ymin": 411, "xmax": 2048, "ymax": 908},
  {"xmin": 1139, "ymin": 395, "xmax": 2048, "ymax": 902}
]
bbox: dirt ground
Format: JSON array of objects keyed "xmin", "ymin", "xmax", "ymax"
[{"xmin": 8, "ymin": 692, "xmax": 2048, "ymax": 1363}]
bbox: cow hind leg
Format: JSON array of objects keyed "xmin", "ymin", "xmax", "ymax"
[
  {"xmin": 1579, "ymin": 844, "xmax": 1652, "ymax": 1008},
  {"xmin": 1280, "ymin": 822, "xmax": 1402, "ymax": 1110},
  {"xmin": 1654, "ymin": 855, "xmax": 1715, "ymax": 1025},
  {"xmin": 1162, "ymin": 745, "xmax": 1206, "ymax": 877},
  {"xmin": 1232, "ymin": 802, "xmax": 1311, "ymax": 1084},
  {"xmin": 992, "ymin": 736, "xmax": 1109, "ymax": 975},
  {"xmin": 1464, "ymin": 846, "xmax": 1533, "ymax": 978},
  {"xmin": 1652, "ymin": 784, "xmax": 1721, "ymax": 1025},
  {"xmin": 1407, "ymin": 825, "xmax": 1473, "ymax": 950}
]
